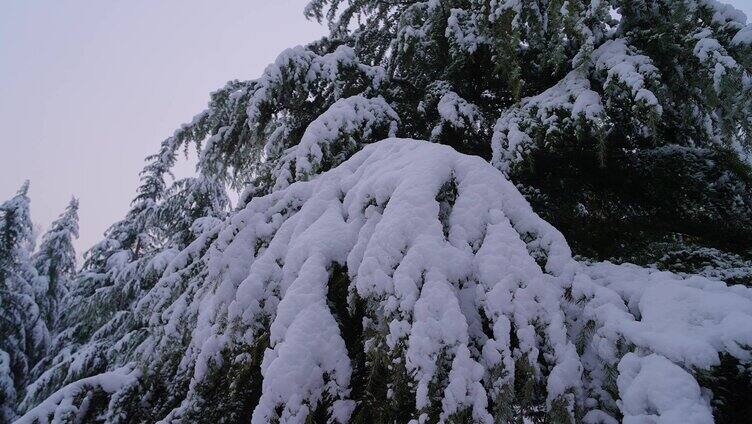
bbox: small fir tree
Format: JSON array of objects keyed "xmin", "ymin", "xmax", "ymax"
[{"xmin": 32, "ymin": 197, "xmax": 79, "ymax": 332}]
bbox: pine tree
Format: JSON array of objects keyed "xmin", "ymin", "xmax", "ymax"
[
  {"xmin": 0, "ymin": 182, "xmax": 34, "ymax": 288},
  {"xmin": 0, "ymin": 350, "xmax": 16, "ymax": 423},
  {"xmin": 31, "ymin": 197, "xmax": 79, "ymax": 333},
  {"xmin": 301, "ymin": 0, "xmax": 752, "ymax": 264},
  {"xmin": 19, "ymin": 138, "xmax": 231, "ymax": 414},
  {"xmin": 0, "ymin": 181, "xmax": 47, "ymax": 421},
  {"xmin": 489, "ymin": 0, "xmax": 752, "ymax": 262}
]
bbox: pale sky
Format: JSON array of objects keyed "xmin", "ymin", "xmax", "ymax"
[
  {"xmin": 0, "ymin": 0, "xmax": 325, "ymax": 254},
  {"xmin": 1, "ymin": 0, "xmax": 751, "ymax": 255}
]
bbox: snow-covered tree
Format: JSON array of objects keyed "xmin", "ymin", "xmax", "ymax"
[
  {"xmin": 0, "ymin": 182, "xmax": 47, "ymax": 421},
  {"xmin": 32, "ymin": 197, "xmax": 79, "ymax": 332},
  {"xmin": 14, "ymin": 0, "xmax": 752, "ymax": 422},
  {"xmin": 488, "ymin": 0, "xmax": 752, "ymax": 260},
  {"xmin": 16, "ymin": 131, "xmax": 232, "ymax": 417},
  {"xmin": 0, "ymin": 350, "xmax": 16, "ymax": 423},
  {"xmin": 15, "ymin": 140, "xmax": 752, "ymax": 424},
  {"xmin": 0, "ymin": 182, "xmax": 35, "ymax": 289},
  {"xmin": 299, "ymin": 0, "xmax": 752, "ymax": 262}
]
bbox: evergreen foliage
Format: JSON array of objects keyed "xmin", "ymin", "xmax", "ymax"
[
  {"xmin": 8, "ymin": 0, "xmax": 752, "ymax": 423},
  {"xmin": 32, "ymin": 197, "xmax": 79, "ymax": 332},
  {"xmin": 0, "ymin": 182, "xmax": 47, "ymax": 422}
]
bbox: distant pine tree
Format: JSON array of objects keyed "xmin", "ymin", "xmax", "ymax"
[
  {"xmin": 0, "ymin": 182, "xmax": 47, "ymax": 422},
  {"xmin": 32, "ymin": 197, "xmax": 79, "ymax": 333}
]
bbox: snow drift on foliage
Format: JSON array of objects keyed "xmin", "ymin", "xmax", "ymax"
[
  {"xmin": 492, "ymin": 38, "xmax": 663, "ymax": 173},
  {"xmin": 17, "ymin": 139, "xmax": 752, "ymax": 423},
  {"xmin": 15, "ymin": 366, "xmax": 140, "ymax": 424},
  {"xmin": 270, "ymin": 95, "xmax": 399, "ymax": 192}
]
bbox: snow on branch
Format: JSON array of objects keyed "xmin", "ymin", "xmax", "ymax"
[
  {"xmin": 16, "ymin": 366, "xmax": 140, "ymax": 424},
  {"xmin": 492, "ymin": 38, "xmax": 664, "ymax": 173},
  {"xmin": 270, "ymin": 95, "xmax": 399, "ymax": 191}
]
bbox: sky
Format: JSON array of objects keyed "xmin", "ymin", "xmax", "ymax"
[
  {"xmin": 0, "ymin": 0, "xmax": 325, "ymax": 254},
  {"xmin": 1, "ymin": 0, "xmax": 751, "ymax": 255}
]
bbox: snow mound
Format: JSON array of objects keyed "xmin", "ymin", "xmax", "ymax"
[{"xmin": 18, "ymin": 139, "xmax": 752, "ymax": 423}]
